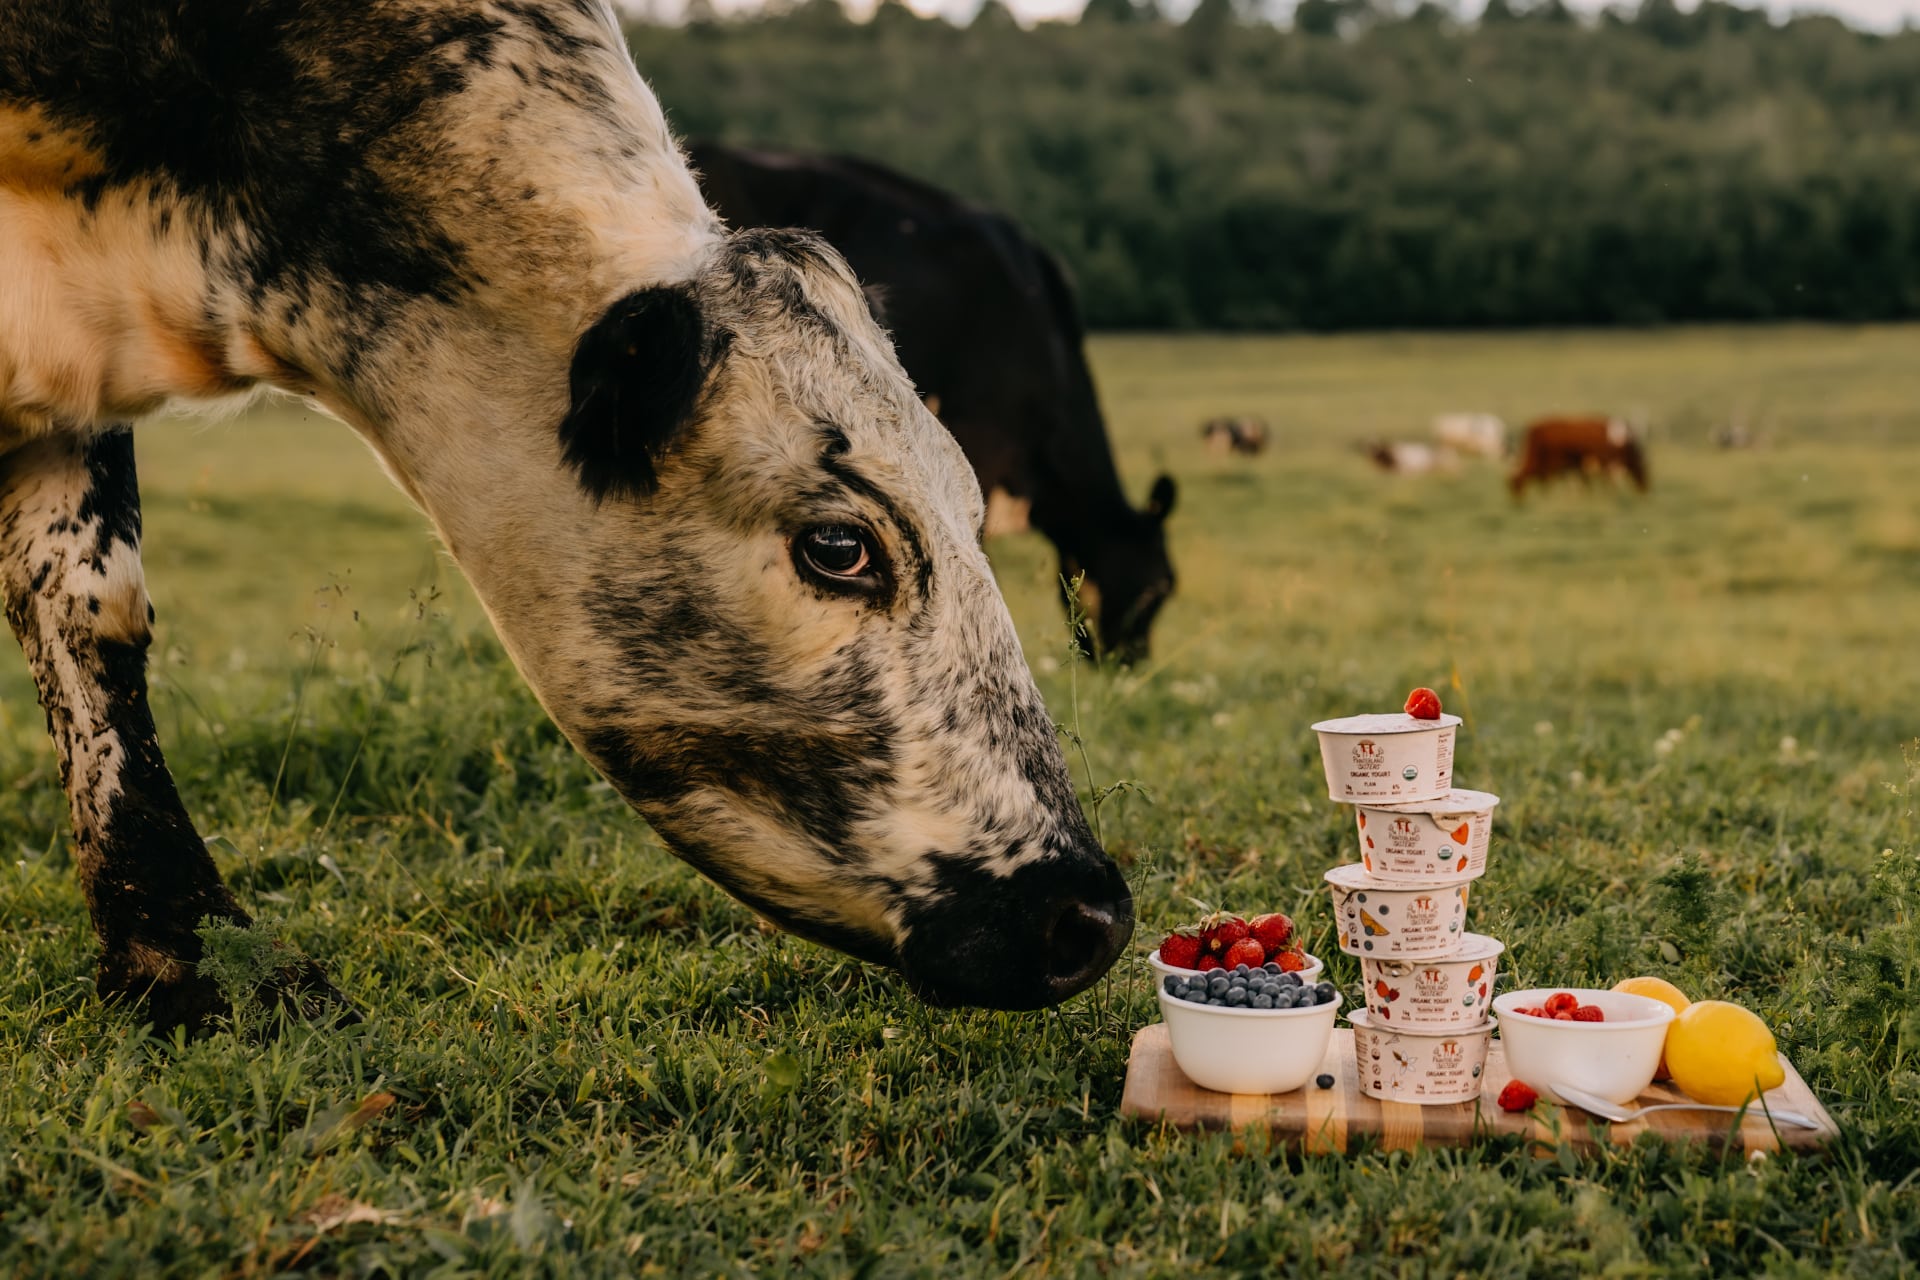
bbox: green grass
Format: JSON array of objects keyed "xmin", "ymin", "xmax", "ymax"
[{"xmin": 4, "ymin": 324, "xmax": 1919, "ymax": 1276}]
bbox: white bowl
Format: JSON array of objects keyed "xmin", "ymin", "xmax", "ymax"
[
  {"xmin": 1360, "ymin": 933, "xmax": 1503, "ymax": 1028},
  {"xmin": 1312, "ymin": 712, "xmax": 1461, "ymax": 804},
  {"xmin": 1157, "ymin": 987, "xmax": 1342, "ymax": 1095},
  {"xmin": 1347, "ymin": 1009, "xmax": 1493, "ymax": 1104},
  {"xmin": 1326, "ymin": 863, "xmax": 1477, "ymax": 959},
  {"xmin": 1493, "ymin": 988, "xmax": 1678, "ymax": 1104},
  {"xmin": 1355, "ymin": 789, "xmax": 1500, "ymax": 882},
  {"xmin": 1148, "ymin": 947, "xmax": 1324, "ymax": 988}
]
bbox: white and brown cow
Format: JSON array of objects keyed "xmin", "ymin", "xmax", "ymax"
[{"xmin": 0, "ymin": 0, "xmax": 1132, "ymax": 1032}]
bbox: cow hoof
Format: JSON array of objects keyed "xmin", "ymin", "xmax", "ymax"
[
  {"xmin": 99, "ymin": 952, "xmax": 360, "ymax": 1039},
  {"xmin": 263, "ymin": 958, "xmax": 362, "ymax": 1030}
]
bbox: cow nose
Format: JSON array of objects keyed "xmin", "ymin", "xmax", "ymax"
[{"xmin": 1042, "ymin": 895, "xmax": 1132, "ymax": 999}]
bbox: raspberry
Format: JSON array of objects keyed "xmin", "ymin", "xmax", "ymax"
[
  {"xmin": 1571, "ymin": 1005, "xmax": 1605, "ymax": 1022},
  {"xmin": 1404, "ymin": 687, "xmax": 1443, "ymax": 720},
  {"xmin": 1224, "ymin": 938, "xmax": 1267, "ymax": 969},
  {"xmin": 1497, "ymin": 1080, "xmax": 1539, "ymax": 1113},
  {"xmin": 1543, "ymin": 992, "xmax": 1579, "ymax": 1016},
  {"xmin": 1249, "ymin": 912, "xmax": 1294, "ymax": 951},
  {"xmin": 1158, "ymin": 932, "xmax": 1203, "ymax": 969}
]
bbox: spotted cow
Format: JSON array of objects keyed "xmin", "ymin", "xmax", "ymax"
[{"xmin": 0, "ymin": 0, "xmax": 1132, "ymax": 1032}]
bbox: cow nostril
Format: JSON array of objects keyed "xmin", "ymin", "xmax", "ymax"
[{"xmin": 1043, "ymin": 898, "xmax": 1130, "ymax": 994}]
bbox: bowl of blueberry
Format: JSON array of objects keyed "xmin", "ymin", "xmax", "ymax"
[{"xmin": 1158, "ymin": 965, "xmax": 1343, "ymax": 1095}]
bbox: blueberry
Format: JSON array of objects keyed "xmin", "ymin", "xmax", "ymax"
[
  {"xmin": 1164, "ymin": 976, "xmax": 1182, "ymax": 995},
  {"xmin": 1315, "ymin": 982, "xmax": 1337, "ymax": 1003},
  {"xmin": 1316, "ymin": 1074, "xmax": 1336, "ymax": 1090},
  {"xmin": 1183, "ymin": 988, "xmax": 1208, "ymax": 1003},
  {"xmin": 1208, "ymin": 976, "xmax": 1229, "ymax": 995},
  {"xmin": 1226, "ymin": 988, "xmax": 1249, "ymax": 1006},
  {"xmin": 1281, "ymin": 973, "xmax": 1303, "ymax": 988},
  {"xmin": 1251, "ymin": 993, "xmax": 1274, "ymax": 1010},
  {"xmin": 1264, "ymin": 962, "xmax": 1282, "ymax": 975},
  {"xmin": 1207, "ymin": 997, "xmax": 1225, "ymax": 1007},
  {"xmin": 1234, "ymin": 964, "xmax": 1251, "ymax": 976},
  {"xmin": 1272, "ymin": 989, "xmax": 1295, "ymax": 1009}
]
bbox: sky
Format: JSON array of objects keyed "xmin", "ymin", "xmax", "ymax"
[{"xmin": 618, "ymin": 0, "xmax": 1919, "ymax": 30}]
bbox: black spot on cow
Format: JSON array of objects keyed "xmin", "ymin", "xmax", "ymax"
[
  {"xmin": 560, "ymin": 286, "xmax": 722, "ymax": 502},
  {"xmin": 691, "ymin": 142, "xmax": 1178, "ymax": 662}
]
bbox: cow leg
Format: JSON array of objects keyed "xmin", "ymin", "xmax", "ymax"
[{"xmin": 0, "ymin": 429, "xmax": 350, "ymax": 1034}]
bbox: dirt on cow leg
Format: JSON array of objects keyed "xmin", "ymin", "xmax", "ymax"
[{"xmin": 0, "ymin": 428, "xmax": 354, "ymax": 1037}]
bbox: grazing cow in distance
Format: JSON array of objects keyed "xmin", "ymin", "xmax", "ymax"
[
  {"xmin": 1, "ymin": 0, "xmax": 1133, "ymax": 1032},
  {"xmin": 1509, "ymin": 417, "xmax": 1649, "ymax": 497},
  {"xmin": 1200, "ymin": 416, "xmax": 1269, "ymax": 457},
  {"xmin": 1361, "ymin": 441, "xmax": 1460, "ymax": 475},
  {"xmin": 689, "ymin": 142, "xmax": 1177, "ymax": 664},
  {"xmin": 1431, "ymin": 413, "xmax": 1507, "ymax": 459}
]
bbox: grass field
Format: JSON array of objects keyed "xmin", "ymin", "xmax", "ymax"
[{"xmin": 3, "ymin": 324, "xmax": 1919, "ymax": 1276}]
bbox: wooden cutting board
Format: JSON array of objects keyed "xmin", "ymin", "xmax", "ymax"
[{"xmin": 1119, "ymin": 1026, "xmax": 1838, "ymax": 1155}]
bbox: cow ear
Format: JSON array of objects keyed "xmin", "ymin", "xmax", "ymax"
[
  {"xmin": 1146, "ymin": 473, "xmax": 1177, "ymax": 521},
  {"xmin": 559, "ymin": 286, "xmax": 717, "ymax": 502}
]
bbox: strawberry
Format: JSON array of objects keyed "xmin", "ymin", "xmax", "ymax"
[
  {"xmin": 1571, "ymin": 1005, "xmax": 1605, "ymax": 1022},
  {"xmin": 1199, "ymin": 914, "xmax": 1250, "ymax": 959},
  {"xmin": 1196, "ymin": 955, "xmax": 1222, "ymax": 972},
  {"xmin": 1374, "ymin": 979, "xmax": 1393, "ymax": 998},
  {"xmin": 1404, "ymin": 687, "xmax": 1443, "ymax": 720},
  {"xmin": 1224, "ymin": 937, "xmax": 1267, "ymax": 969},
  {"xmin": 1496, "ymin": 1080, "xmax": 1539, "ymax": 1113},
  {"xmin": 1543, "ymin": 992, "xmax": 1579, "ymax": 1017},
  {"xmin": 1249, "ymin": 912, "xmax": 1294, "ymax": 951},
  {"xmin": 1158, "ymin": 931, "xmax": 1203, "ymax": 970},
  {"xmin": 1276, "ymin": 948, "xmax": 1310, "ymax": 973}
]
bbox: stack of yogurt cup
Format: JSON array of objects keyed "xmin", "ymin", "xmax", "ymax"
[{"xmin": 1311, "ymin": 704, "xmax": 1505, "ymax": 1105}]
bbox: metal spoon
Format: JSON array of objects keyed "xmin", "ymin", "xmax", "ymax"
[{"xmin": 1551, "ymin": 1081, "xmax": 1822, "ymax": 1130}]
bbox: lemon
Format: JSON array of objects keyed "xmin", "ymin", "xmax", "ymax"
[
  {"xmin": 1613, "ymin": 977, "xmax": 1691, "ymax": 1080},
  {"xmin": 1664, "ymin": 1000, "xmax": 1785, "ymax": 1106}
]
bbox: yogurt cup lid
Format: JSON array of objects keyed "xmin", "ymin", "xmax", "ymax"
[
  {"xmin": 1346, "ymin": 1008, "xmax": 1493, "ymax": 1037},
  {"xmin": 1358, "ymin": 932, "xmax": 1505, "ymax": 967},
  {"xmin": 1311, "ymin": 712, "xmax": 1462, "ymax": 735},
  {"xmin": 1364, "ymin": 788, "xmax": 1500, "ymax": 815},
  {"xmin": 1324, "ymin": 862, "xmax": 1480, "ymax": 890}
]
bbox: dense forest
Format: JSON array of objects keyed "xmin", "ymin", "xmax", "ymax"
[{"xmin": 625, "ymin": 2, "xmax": 1920, "ymax": 330}]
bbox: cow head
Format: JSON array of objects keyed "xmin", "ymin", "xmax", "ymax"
[
  {"xmin": 1063, "ymin": 473, "xmax": 1176, "ymax": 666},
  {"xmin": 512, "ymin": 228, "xmax": 1133, "ymax": 1007}
]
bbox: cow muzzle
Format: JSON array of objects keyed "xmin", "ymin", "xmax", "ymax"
[{"xmin": 896, "ymin": 849, "xmax": 1135, "ymax": 1009}]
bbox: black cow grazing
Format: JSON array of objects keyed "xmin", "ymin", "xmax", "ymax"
[
  {"xmin": 690, "ymin": 143, "xmax": 1177, "ymax": 664},
  {"xmin": 0, "ymin": 0, "xmax": 1133, "ymax": 1032}
]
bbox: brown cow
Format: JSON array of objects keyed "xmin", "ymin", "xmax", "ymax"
[{"xmin": 1509, "ymin": 417, "xmax": 1649, "ymax": 497}]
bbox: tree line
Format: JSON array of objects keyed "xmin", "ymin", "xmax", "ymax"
[{"xmin": 625, "ymin": 2, "xmax": 1920, "ymax": 330}]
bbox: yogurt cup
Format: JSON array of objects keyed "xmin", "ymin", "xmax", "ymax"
[
  {"xmin": 1312, "ymin": 713, "xmax": 1460, "ymax": 804},
  {"xmin": 1347, "ymin": 1009, "xmax": 1493, "ymax": 1105},
  {"xmin": 1359, "ymin": 933, "xmax": 1504, "ymax": 1027},
  {"xmin": 1326, "ymin": 863, "xmax": 1476, "ymax": 959},
  {"xmin": 1354, "ymin": 789, "xmax": 1500, "ymax": 882}
]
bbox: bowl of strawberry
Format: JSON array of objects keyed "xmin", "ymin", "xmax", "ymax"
[
  {"xmin": 1492, "ymin": 988, "xmax": 1678, "ymax": 1105},
  {"xmin": 1149, "ymin": 912, "xmax": 1322, "ymax": 987}
]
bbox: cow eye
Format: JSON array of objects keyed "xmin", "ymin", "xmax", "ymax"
[{"xmin": 795, "ymin": 525, "xmax": 884, "ymax": 592}]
